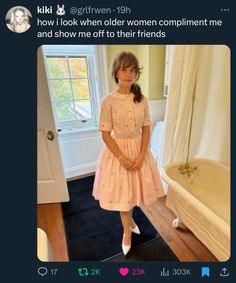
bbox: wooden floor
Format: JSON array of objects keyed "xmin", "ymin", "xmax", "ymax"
[
  {"xmin": 37, "ymin": 203, "xmax": 69, "ymax": 261},
  {"xmin": 37, "ymin": 196, "xmax": 217, "ymax": 262},
  {"xmin": 141, "ymin": 196, "xmax": 217, "ymax": 262}
]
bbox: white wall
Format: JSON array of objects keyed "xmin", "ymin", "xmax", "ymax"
[
  {"xmin": 148, "ymin": 99, "xmax": 166, "ymax": 127},
  {"xmin": 59, "ymin": 129, "xmax": 103, "ymax": 179}
]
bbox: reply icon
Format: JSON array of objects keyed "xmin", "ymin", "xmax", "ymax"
[{"xmin": 38, "ymin": 267, "xmax": 48, "ymax": 276}]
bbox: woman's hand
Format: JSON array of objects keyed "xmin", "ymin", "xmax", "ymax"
[
  {"xmin": 128, "ymin": 155, "xmax": 145, "ymax": 171},
  {"xmin": 120, "ymin": 156, "xmax": 134, "ymax": 170}
]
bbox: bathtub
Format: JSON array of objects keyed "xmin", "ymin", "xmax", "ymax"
[
  {"xmin": 37, "ymin": 228, "xmax": 53, "ymax": 261},
  {"xmin": 161, "ymin": 158, "xmax": 230, "ymax": 261}
]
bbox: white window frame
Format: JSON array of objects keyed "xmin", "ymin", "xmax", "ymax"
[{"xmin": 42, "ymin": 45, "xmax": 109, "ymax": 131}]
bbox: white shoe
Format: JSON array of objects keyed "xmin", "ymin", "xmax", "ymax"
[
  {"xmin": 122, "ymin": 233, "xmax": 131, "ymax": 256},
  {"xmin": 130, "ymin": 223, "xmax": 141, "ymax": 234}
]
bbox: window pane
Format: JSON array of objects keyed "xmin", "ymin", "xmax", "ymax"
[
  {"xmin": 47, "ymin": 57, "xmax": 69, "ymax": 78},
  {"xmin": 44, "ymin": 51, "xmax": 98, "ymax": 128},
  {"xmin": 51, "ymin": 80, "xmax": 72, "ymax": 101},
  {"xmin": 74, "ymin": 100, "xmax": 92, "ymax": 119},
  {"xmin": 69, "ymin": 57, "xmax": 88, "ymax": 78},
  {"xmin": 55, "ymin": 101, "xmax": 76, "ymax": 122},
  {"xmin": 71, "ymin": 79, "xmax": 90, "ymax": 99}
]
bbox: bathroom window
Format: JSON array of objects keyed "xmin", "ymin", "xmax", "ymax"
[{"xmin": 43, "ymin": 45, "xmax": 108, "ymax": 130}]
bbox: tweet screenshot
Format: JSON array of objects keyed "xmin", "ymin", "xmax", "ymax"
[{"xmin": 2, "ymin": 0, "xmax": 234, "ymax": 282}]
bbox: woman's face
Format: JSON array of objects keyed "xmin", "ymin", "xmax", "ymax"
[
  {"xmin": 116, "ymin": 64, "xmax": 137, "ymax": 88},
  {"xmin": 14, "ymin": 10, "xmax": 24, "ymax": 24}
]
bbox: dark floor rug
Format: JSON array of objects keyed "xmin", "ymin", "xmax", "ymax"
[
  {"xmin": 62, "ymin": 176, "xmax": 178, "ymax": 261},
  {"xmin": 103, "ymin": 238, "xmax": 179, "ymax": 261}
]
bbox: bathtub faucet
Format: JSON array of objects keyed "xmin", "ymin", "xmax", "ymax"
[{"xmin": 178, "ymin": 163, "xmax": 198, "ymax": 177}]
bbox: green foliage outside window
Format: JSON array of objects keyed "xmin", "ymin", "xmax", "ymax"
[{"xmin": 46, "ymin": 56, "xmax": 92, "ymax": 123}]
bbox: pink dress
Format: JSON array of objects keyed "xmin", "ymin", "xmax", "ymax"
[{"xmin": 93, "ymin": 91, "xmax": 164, "ymax": 211}]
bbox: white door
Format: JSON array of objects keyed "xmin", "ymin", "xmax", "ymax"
[{"xmin": 37, "ymin": 47, "xmax": 69, "ymax": 204}]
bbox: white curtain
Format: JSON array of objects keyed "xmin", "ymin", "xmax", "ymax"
[{"xmin": 160, "ymin": 45, "xmax": 230, "ymax": 167}]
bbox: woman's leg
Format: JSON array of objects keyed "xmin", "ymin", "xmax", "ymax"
[
  {"xmin": 120, "ymin": 211, "xmax": 131, "ymax": 245},
  {"xmin": 129, "ymin": 208, "xmax": 136, "ymax": 228},
  {"xmin": 129, "ymin": 208, "xmax": 141, "ymax": 234}
]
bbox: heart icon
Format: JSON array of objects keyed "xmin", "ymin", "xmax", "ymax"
[{"xmin": 119, "ymin": 267, "xmax": 129, "ymax": 276}]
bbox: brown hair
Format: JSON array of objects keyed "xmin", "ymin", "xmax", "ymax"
[{"xmin": 111, "ymin": 51, "xmax": 143, "ymax": 103}]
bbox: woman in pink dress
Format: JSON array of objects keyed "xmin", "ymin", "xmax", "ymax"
[{"xmin": 93, "ymin": 51, "xmax": 164, "ymax": 255}]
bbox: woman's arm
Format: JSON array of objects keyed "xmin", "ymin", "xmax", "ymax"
[
  {"xmin": 102, "ymin": 131, "xmax": 123, "ymax": 159},
  {"xmin": 102, "ymin": 131, "xmax": 134, "ymax": 170},
  {"xmin": 140, "ymin": 126, "xmax": 150, "ymax": 157},
  {"xmin": 129, "ymin": 126, "xmax": 150, "ymax": 171}
]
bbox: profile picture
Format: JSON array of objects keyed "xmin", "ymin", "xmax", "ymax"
[{"xmin": 5, "ymin": 6, "xmax": 32, "ymax": 33}]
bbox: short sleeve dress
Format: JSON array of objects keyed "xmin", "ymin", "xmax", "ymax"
[{"xmin": 92, "ymin": 91, "xmax": 164, "ymax": 211}]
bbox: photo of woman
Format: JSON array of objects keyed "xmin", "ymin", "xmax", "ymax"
[{"xmin": 6, "ymin": 6, "xmax": 32, "ymax": 33}]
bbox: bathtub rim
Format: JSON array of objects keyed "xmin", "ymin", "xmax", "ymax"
[
  {"xmin": 163, "ymin": 158, "xmax": 230, "ymax": 173},
  {"xmin": 160, "ymin": 158, "xmax": 230, "ymax": 193}
]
